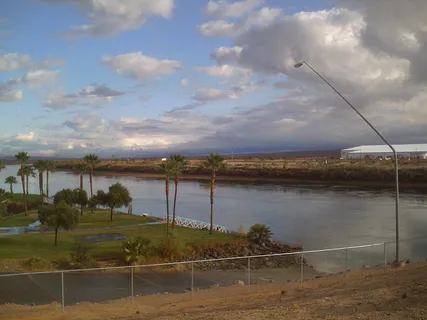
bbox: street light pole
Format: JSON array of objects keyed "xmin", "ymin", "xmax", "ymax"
[{"xmin": 295, "ymin": 61, "xmax": 400, "ymax": 262}]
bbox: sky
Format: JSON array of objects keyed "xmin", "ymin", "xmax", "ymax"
[{"xmin": 1, "ymin": 0, "xmax": 427, "ymax": 158}]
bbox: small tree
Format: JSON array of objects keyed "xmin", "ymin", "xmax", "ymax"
[
  {"xmin": 38, "ymin": 202, "xmax": 79, "ymax": 246},
  {"xmin": 73, "ymin": 188, "xmax": 88, "ymax": 216},
  {"xmin": 247, "ymin": 224, "xmax": 273, "ymax": 244},
  {"xmin": 97, "ymin": 183, "xmax": 132, "ymax": 221},
  {"xmin": 4, "ymin": 176, "xmax": 17, "ymax": 194},
  {"xmin": 53, "ymin": 189, "xmax": 76, "ymax": 207}
]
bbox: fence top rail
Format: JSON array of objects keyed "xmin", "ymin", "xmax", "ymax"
[{"xmin": 0, "ymin": 240, "xmax": 397, "ymax": 278}]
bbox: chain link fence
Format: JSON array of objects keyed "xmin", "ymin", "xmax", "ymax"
[{"xmin": 0, "ymin": 237, "xmax": 426, "ymax": 314}]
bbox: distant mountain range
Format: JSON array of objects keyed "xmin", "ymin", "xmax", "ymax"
[{"xmin": 0, "ymin": 148, "xmax": 341, "ymax": 163}]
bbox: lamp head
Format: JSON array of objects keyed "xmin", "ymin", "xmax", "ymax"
[{"xmin": 294, "ymin": 62, "xmax": 304, "ymax": 68}]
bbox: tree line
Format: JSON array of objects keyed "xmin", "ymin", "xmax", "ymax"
[{"xmin": 1, "ymin": 151, "xmax": 227, "ymax": 236}]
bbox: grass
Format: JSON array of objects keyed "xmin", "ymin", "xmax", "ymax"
[
  {"xmin": 0, "ymin": 210, "xmax": 39, "ymax": 227},
  {"xmin": 0, "ymin": 210, "xmax": 156, "ymax": 228},
  {"xmin": 0, "ymin": 224, "xmax": 240, "ymax": 260},
  {"xmin": 9, "ymin": 193, "xmax": 41, "ymax": 203}
]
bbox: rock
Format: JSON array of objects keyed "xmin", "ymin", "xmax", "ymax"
[
  {"xmin": 281, "ymin": 290, "xmax": 287, "ymax": 295},
  {"xmin": 235, "ymin": 280, "xmax": 245, "ymax": 286},
  {"xmin": 136, "ymin": 311, "xmax": 140, "ymax": 315},
  {"xmin": 406, "ymin": 259, "xmax": 411, "ymax": 264},
  {"xmin": 402, "ymin": 293, "xmax": 408, "ymax": 299}
]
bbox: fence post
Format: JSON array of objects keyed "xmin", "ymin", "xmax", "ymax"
[
  {"xmin": 61, "ymin": 272, "xmax": 65, "ymax": 312},
  {"xmin": 131, "ymin": 266, "xmax": 134, "ymax": 304},
  {"xmin": 191, "ymin": 262, "xmax": 194, "ymax": 299},
  {"xmin": 344, "ymin": 247, "xmax": 348, "ymax": 283},
  {"xmin": 383, "ymin": 242, "xmax": 387, "ymax": 272},
  {"xmin": 247, "ymin": 257, "xmax": 251, "ymax": 293},
  {"xmin": 300, "ymin": 251, "xmax": 304, "ymax": 287}
]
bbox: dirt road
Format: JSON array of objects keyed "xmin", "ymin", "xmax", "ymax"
[{"xmin": 2, "ymin": 263, "xmax": 427, "ymax": 319}]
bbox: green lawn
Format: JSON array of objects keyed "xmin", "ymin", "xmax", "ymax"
[
  {"xmin": 0, "ymin": 210, "xmax": 156, "ymax": 228},
  {"xmin": 0, "ymin": 224, "xmax": 240, "ymax": 260},
  {"xmin": 9, "ymin": 193, "xmax": 41, "ymax": 203},
  {"xmin": 0, "ymin": 210, "xmax": 39, "ymax": 227}
]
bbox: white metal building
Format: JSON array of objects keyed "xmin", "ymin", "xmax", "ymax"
[{"xmin": 341, "ymin": 144, "xmax": 427, "ymax": 160}]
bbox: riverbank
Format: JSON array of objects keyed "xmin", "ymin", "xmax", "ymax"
[
  {"xmin": 2, "ymin": 262, "xmax": 425, "ymax": 320},
  {"xmin": 55, "ymin": 158, "xmax": 427, "ymax": 189}
]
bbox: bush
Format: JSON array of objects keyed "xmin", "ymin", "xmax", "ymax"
[
  {"xmin": 247, "ymin": 224, "xmax": 273, "ymax": 244},
  {"xmin": 158, "ymin": 234, "xmax": 184, "ymax": 261},
  {"xmin": 68, "ymin": 242, "xmax": 98, "ymax": 269},
  {"xmin": 122, "ymin": 237, "xmax": 151, "ymax": 265},
  {"xmin": 21, "ymin": 257, "xmax": 53, "ymax": 271}
]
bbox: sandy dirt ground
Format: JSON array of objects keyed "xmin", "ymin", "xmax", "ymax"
[{"xmin": 2, "ymin": 263, "xmax": 427, "ymax": 320}]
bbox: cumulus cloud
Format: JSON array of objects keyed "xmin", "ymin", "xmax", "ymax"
[
  {"xmin": 196, "ymin": 64, "xmax": 251, "ymax": 77},
  {"xmin": 205, "ymin": 0, "xmax": 263, "ymax": 19},
  {"xmin": 8, "ymin": 70, "xmax": 60, "ymax": 87},
  {"xmin": 0, "ymin": 84, "xmax": 23, "ymax": 102},
  {"xmin": 0, "ymin": 53, "xmax": 63, "ymax": 71},
  {"xmin": 179, "ymin": 78, "xmax": 189, "ymax": 86},
  {"xmin": 44, "ymin": 84, "xmax": 124, "ymax": 109},
  {"xmin": 42, "ymin": 0, "xmax": 174, "ymax": 38},
  {"xmin": 102, "ymin": 52, "xmax": 183, "ymax": 79},
  {"xmin": 210, "ymin": 46, "xmax": 243, "ymax": 65},
  {"xmin": 63, "ymin": 113, "xmax": 106, "ymax": 132},
  {"xmin": 193, "ymin": 82, "xmax": 260, "ymax": 102},
  {"xmin": 198, "ymin": 6, "xmax": 283, "ymax": 37}
]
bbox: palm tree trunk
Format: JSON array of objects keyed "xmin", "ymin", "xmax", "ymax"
[
  {"xmin": 210, "ymin": 169, "xmax": 216, "ymax": 235},
  {"xmin": 110, "ymin": 207, "xmax": 114, "ymax": 221},
  {"xmin": 172, "ymin": 176, "xmax": 178, "ymax": 228},
  {"xmin": 26, "ymin": 175, "xmax": 29, "ymax": 196},
  {"xmin": 20, "ymin": 169, "xmax": 27, "ymax": 216},
  {"xmin": 54, "ymin": 227, "xmax": 58, "ymax": 246},
  {"xmin": 165, "ymin": 176, "xmax": 170, "ymax": 235},
  {"xmin": 89, "ymin": 169, "xmax": 93, "ymax": 197},
  {"xmin": 38, "ymin": 172, "xmax": 43, "ymax": 199},
  {"xmin": 9, "ymin": 183, "xmax": 12, "ymax": 194},
  {"xmin": 46, "ymin": 171, "xmax": 50, "ymax": 197},
  {"xmin": 90, "ymin": 169, "xmax": 94, "ymax": 213},
  {"xmin": 80, "ymin": 173, "xmax": 83, "ymax": 190}
]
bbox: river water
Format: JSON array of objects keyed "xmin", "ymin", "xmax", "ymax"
[{"xmin": 2, "ymin": 165, "xmax": 426, "ymax": 272}]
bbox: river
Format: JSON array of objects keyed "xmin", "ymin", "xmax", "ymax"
[{"xmin": 1, "ymin": 164, "xmax": 426, "ymax": 272}]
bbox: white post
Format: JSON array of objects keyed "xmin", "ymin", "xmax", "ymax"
[
  {"xmin": 191, "ymin": 262, "xmax": 194, "ymax": 299},
  {"xmin": 383, "ymin": 242, "xmax": 387, "ymax": 272},
  {"xmin": 131, "ymin": 266, "xmax": 134, "ymax": 304},
  {"xmin": 344, "ymin": 247, "xmax": 348, "ymax": 283},
  {"xmin": 61, "ymin": 272, "xmax": 65, "ymax": 312},
  {"xmin": 248, "ymin": 257, "xmax": 251, "ymax": 292},
  {"xmin": 300, "ymin": 252, "xmax": 304, "ymax": 287}
]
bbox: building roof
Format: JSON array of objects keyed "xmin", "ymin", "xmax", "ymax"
[{"xmin": 342, "ymin": 144, "xmax": 427, "ymax": 153}]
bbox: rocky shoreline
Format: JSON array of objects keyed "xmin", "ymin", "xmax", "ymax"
[{"xmin": 184, "ymin": 240, "xmax": 305, "ymax": 271}]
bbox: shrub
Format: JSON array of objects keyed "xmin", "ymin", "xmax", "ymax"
[
  {"xmin": 68, "ymin": 242, "xmax": 98, "ymax": 269},
  {"xmin": 122, "ymin": 237, "xmax": 151, "ymax": 265},
  {"xmin": 21, "ymin": 257, "xmax": 53, "ymax": 271},
  {"xmin": 247, "ymin": 224, "xmax": 273, "ymax": 244},
  {"xmin": 158, "ymin": 234, "xmax": 184, "ymax": 261}
]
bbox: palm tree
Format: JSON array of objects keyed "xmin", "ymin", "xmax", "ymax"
[
  {"xmin": 74, "ymin": 163, "xmax": 88, "ymax": 190},
  {"xmin": 21, "ymin": 165, "xmax": 36, "ymax": 196},
  {"xmin": 203, "ymin": 153, "xmax": 226, "ymax": 235},
  {"xmin": 14, "ymin": 152, "xmax": 30, "ymax": 215},
  {"xmin": 0, "ymin": 161, "xmax": 5, "ymax": 171},
  {"xmin": 33, "ymin": 160, "xmax": 47, "ymax": 199},
  {"xmin": 45, "ymin": 160, "xmax": 56, "ymax": 198},
  {"xmin": 5, "ymin": 176, "xmax": 17, "ymax": 194},
  {"xmin": 160, "ymin": 160, "xmax": 173, "ymax": 235},
  {"xmin": 83, "ymin": 154, "xmax": 100, "ymax": 198},
  {"xmin": 169, "ymin": 154, "xmax": 188, "ymax": 228}
]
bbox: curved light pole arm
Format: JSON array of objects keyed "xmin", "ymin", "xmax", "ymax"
[{"xmin": 296, "ymin": 61, "xmax": 400, "ymax": 262}]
